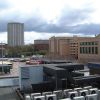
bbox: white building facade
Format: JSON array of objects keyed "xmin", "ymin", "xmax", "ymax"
[{"xmin": 8, "ymin": 22, "xmax": 24, "ymax": 46}]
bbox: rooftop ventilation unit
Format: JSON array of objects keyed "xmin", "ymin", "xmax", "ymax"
[
  {"xmin": 68, "ymin": 91, "xmax": 78, "ymax": 99},
  {"xmin": 73, "ymin": 96, "xmax": 85, "ymax": 100},
  {"xmin": 63, "ymin": 89, "xmax": 73, "ymax": 98},
  {"xmin": 34, "ymin": 96, "xmax": 45, "ymax": 100},
  {"xmin": 83, "ymin": 86, "xmax": 92, "ymax": 90},
  {"xmin": 46, "ymin": 94, "xmax": 57, "ymax": 100},
  {"xmin": 74, "ymin": 88, "xmax": 82, "ymax": 91},
  {"xmin": 97, "ymin": 90, "xmax": 100, "ymax": 100},
  {"xmin": 53, "ymin": 90, "xmax": 63, "ymax": 99},
  {"xmin": 79, "ymin": 90, "xmax": 89, "ymax": 97},
  {"xmin": 31, "ymin": 93, "xmax": 41, "ymax": 99},
  {"xmin": 25, "ymin": 95, "xmax": 31, "ymax": 100},
  {"xmin": 89, "ymin": 88, "xmax": 98, "ymax": 94},
  {"xmin": 42, "ymin": 92, "xmax": 52, "ymax": 96},
  {"xmin": 60, "ymin": 98, "xmax": 71, "ymax": 100},
  {"xmin": 86, "ymin": 94, "xmax": 98, "ymax": 100}
]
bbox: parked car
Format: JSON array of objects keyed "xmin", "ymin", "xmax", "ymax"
[{"xmin": 26, "ymin": 60, "xmax": 44, "ymax": 65}]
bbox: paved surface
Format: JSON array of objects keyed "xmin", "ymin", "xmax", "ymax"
[
  {"xmin": 0, "ymin": 62, "xmax": 25, "ymax": 78},
  {"xmin": 0, "ymin": 62, "xmax": 25, "ymax": 87},
  {"xmin": 0, "ymin": 87, "xmax": 19, "ymax": 100}
]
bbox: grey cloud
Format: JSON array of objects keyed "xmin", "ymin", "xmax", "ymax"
[
  {"xmin": 72, "ymin": 23, "xmax": 100, "ymax": 34},
  {"xmin": 57, "ymin": 7, "xmax": 92, "ymax": 26},
  {"xmin": 23, "ymin": 7, "xmax": 95, "ymax": 34},
  {"xmin": 0, "ymin": 2, "xmax": 99, "ymax": 35}
]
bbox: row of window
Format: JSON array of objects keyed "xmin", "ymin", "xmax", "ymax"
[
  {"xmin": 80, "ymin": 47, "xmax": 98, "ymax": 54},
  {"xmin": 80, "ymin": 41, "xmax": 98, "ymax": 46}
]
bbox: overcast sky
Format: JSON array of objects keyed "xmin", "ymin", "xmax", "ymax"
[{"xmin": 0, "ymin": 0, "xmax": 100, "ymax": 44}]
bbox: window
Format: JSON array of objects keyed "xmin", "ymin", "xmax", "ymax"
[
  {"xmin": 92, "ymin": 47, "xmax": 94, "ymax": 54},
  {"xmin": 80, "ymin": 42, "xmax": 83, "ymax": 45},
  {"xmin": 85, "ymin": 42, "xmax": 87, "ymax": 45},
  {"xmin": 88, "ymin": 47, "xmax": 91, "ymax": 54},
  {"xmin": 92, "ymin": 42, "xmax": 94, "ymax": 45},
  {"xmin": 88, "ymin": 42, "xmax": 91, "ymax": 45},
  {"xmin": 95, "ymin": 47, "xmax": 98, "ymax": 54},
  {"xmin": 95, "ymin": 42, "xmax": 98, "ymax": 45},
  {"xmin": 83, "ymin": 47, "xmax": 85, "ymax": 53},
  {"xmin": 80, "ymin": 47, "xmax": 82, "ymax": 53},
  {"xmin": 85, "ymin": 47, "xmax": 87, "ymax": 54}
]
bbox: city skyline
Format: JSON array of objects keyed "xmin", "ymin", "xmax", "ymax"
[{"xmin": 0, "ymin": 0, "xmax": 100, "ymax": 44}]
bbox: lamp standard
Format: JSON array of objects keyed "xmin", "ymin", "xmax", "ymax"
[{"xmin": 1, "ymin": 42, "xmax": 4, "ymax": 73}]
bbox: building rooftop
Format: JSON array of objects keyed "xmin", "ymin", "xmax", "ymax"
[{"xmin": 0, "ymin": 87, "xmax": 19, "ymax": 100}]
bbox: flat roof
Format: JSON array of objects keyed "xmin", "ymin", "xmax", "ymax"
[
  {"xmin": 0, "ymin": 87, "xmax": 19, "ymax": 100},
  {"xmin": 20, "ymin": 64, "xmax": 44, "ymax": 67},
  {"xmin": 43, "ymin": 64, "xmax": 66, "ymax": 70},
  {"xmin": 88, "ymin": 62, "xmax": 100, "ymax": 68},
  {"xmin": 88, "ymin": 62, "xmax": 100, "ymax": 64}
]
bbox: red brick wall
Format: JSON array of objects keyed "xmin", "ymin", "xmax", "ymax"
[{"xmin": 34, "ymin": 44, "xmax": 49, "ymax": 51}]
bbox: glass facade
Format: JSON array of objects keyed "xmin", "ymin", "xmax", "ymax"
[
  {"xmin": 80, "ymin": 41, "xmax": 99, "ymax": 54},
  {"xmin": 80, "ymin": 47, "xmax": 98, "ymax": 54}
]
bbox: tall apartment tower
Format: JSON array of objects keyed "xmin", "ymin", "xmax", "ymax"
[{"xmin": 7, "ymin": 22, "xmax": 24, "ymax": 46}]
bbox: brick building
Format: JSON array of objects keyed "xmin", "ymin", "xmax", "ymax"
[{"xmin": 34, "ymin": 40, "xmax": 49, "ymax": 52}]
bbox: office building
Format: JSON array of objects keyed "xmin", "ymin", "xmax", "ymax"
[
  {"xmin": 49, "ymin": 36, "xmax": 100, "ymax": 61},
  {"xmin": 78, "ymin": 35, "xmax": 100, "ymax": 63},
  {"xmin": 49, "ymin": 36, "xmax": 79, "ymax": 59},
  {"xmin": 7, "ymin": 22, "xmax": 24, "ymax": 46}
]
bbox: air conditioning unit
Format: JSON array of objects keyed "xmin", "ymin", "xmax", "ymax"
[
  {"xmin": 46, "ymin": 94, "xmax": 57, "ymax": 100},
  {"xmin": 74, "ymin": 88, "xmax": 82, "ymax": 91},
  {"xmin": 31, "ymin": 93, "xmax": 41, "ymax": 99},
  {"xmin": 86, "ymin": 94, "xmax": 98, "ymax": 100},
  {"xmin": 89, "ymin": 88, "xmax": 98, "ymax": 94},
  {"xmin": 53, "ymin": 90, "xmax": 63, "ymax": 99},
  {"xmin": 34, "ymin": 96, "xmax": 45, "ymax": 100},
  {"xmin": 83, "ymin": 86, "xmax": 92, "ymax": 90},
  {"xmin": 73, "ymin": 96, "xmax": 85, "ymax": 100},
  {"xmin": 68, "ymin": 91, "xmax": 78, "ymax": 99},
  {"xmin": 97, "ymin": 90, "xmax": 100, "ymax": 100},
  {"xmin": 63, "ymin": 89, "xmax": 73, "ymax": 98},
  {"xmin": 25, "ymin": 95, "xmax": 31, "ymax": 100},
  {"xmin": 60, "ymin": 98, "xmax": 71, "ymax": 100},
  {"xmin": 79, "ymin": 90, "xmax": 89, "ymax": 97},
  {"xmin": 42, "ymin": 92, "xmax": 52, "ymax": 96}
]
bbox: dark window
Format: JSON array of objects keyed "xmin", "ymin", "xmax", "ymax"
[
  {"xmin": 92, "ymin": 47, "xmax": 94, "ymax": 54},
  {"xmin": 95, "ymin": 42, "xmax": 98, "ymax": 45},
  {"xmin": 88, "ymin": 42, "xmax": 91, "ymax": 45},
  {"xmin": 85, "ymin": 47, "xmax": 88, "ymax": 54},
  {"xmin": 95, "ymin": 47, "xmax": 98, "ymax": 54},
  {"xmin": 83, "ymin": 47, "xmax": 85, "ymax": 53},
  {"xmin": 85, "ymin": 42, "xmax": 87, "ymax": 45},
  {"xmin": 89, "ymin": 47, "xmax": 91, "ymax": 54},
  {"xmin": 92, "ymin": 42, "xmax": 94, "ymax": 45},
  {"xmin": 80, "ymin": 47, "xmax": 82, "ymax": 53}
]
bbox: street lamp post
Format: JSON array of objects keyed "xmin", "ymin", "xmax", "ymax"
[{"xmin": 1, "ymin": 42, "xmax": 4, "ymax": 73}]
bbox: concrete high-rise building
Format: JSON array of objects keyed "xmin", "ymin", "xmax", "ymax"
[{"xmin": 7, "ymin": 22, "xmax": 24, "ymax": 46}]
